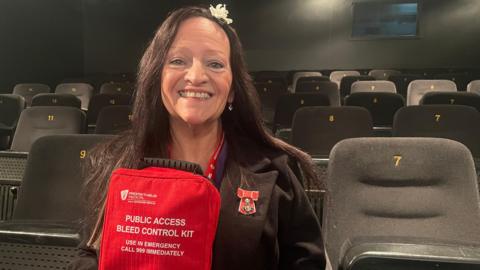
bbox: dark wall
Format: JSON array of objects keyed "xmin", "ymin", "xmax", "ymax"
[
  {"xmin": 1, "ymin": 0, "xmax": 479, "ymax": 92},
  {"xmin": 238, "ymin": 0, "xmax": 480, "ymax": 70},
  {"xmin": 82, "ymin": 0, "xmax": 480, "ymax": 73},
  {"xmin": 0, "ymin": 0, "xmax": 84, "ymax": 92}
]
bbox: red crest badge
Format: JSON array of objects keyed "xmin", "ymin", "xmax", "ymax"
[{"xmin": 237, "ymin": 188, "xmax": 259, "ymax": 215}]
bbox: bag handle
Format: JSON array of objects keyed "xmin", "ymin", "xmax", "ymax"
[{"xmin": 140, "ymin": 158, "xmax": 204, "ymax": 175}]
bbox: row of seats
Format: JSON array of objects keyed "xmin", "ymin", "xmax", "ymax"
[
  {"xmin": 290, "ymin": 105, "xmax": 480, "ymax": 159},
  {"xmin": 0, "ymin": 93, "xmax": 132, "ymax": 148},
  {"xmin": 0, "ymin": 103, "xmax": 132, "ymax": 151},
  {"xmin": 11, "ymin": 82, "xmax": 134, "ymax": 109},
  {"xmin": 253, "ymin": 69, "xmax": 480, "ymax": 93},
  {"xmin": 0, "ymin": 135, "xmax": 479, "ymax": 269},
  {"xmin": 269, "ymin": 91, "xmax": 480, "ymax": 132}
]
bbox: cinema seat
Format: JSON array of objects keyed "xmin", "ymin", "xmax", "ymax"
[
  {"xmin": 350, "ymin": 80, "xmax": 397, "ymax": 94},
  {"xmin": 95, "ymin": 105, "xmax": 132, "ymax": 134},
  {"xmin": 329, "ymin": 71, "xmax": 361, "ymax": 87},
  {"xmin": 13, "ymin": 83, "xmax": 51, "ymax": 107},
  {"xmin": 10, "ymin": 107, "xmax": 86, "ymax": 152},
  {"xmin": 345, "ymin": 92, "xmax": 405, "ymax": 127},
  {"xmin": 368, "ymin": 69, "xmax": 401, "ymax": 80},
  {"xmin": 87, "ymin": 93, "xmax": 131, "ymax": 128},
  {"xmin": 0, "ymin": 134, "xmax": 113, "ymax": 269},
  {"xmin": 291, "ymin": 71, "xmax": 323, "ymax": 92},
  {"xmin": 467, "ymin": 80, "xmax": 480, "ymax": 95},
  {"xmin": 291, "ymin": 106, "xmax": 372, "ymax": 158},
  {"xmin": 31, "ymin": 93, "xmax": 82, "ymax": 108},
  {"xmin": 273, "ymin": 93, "xmax": 330, "ymax": 135},
  {"xmin": 55, "ymin": 83, "xmax": 94, "ymax": 111},
  {"xmin": 406, "ymin": 79, "xmax": 457, "ymax": 106},
  {"xmin": 324, "ymin": 137, "xmax": 480, "ymax": 270},
  {"xmin": 295, "ymin": 81, "xmax": 341, "ymax": 106},
  {"xmin": 100, "ymin": 82, "xmax": 135, "ymax": 96},
  {"xmin": 0, "ymin": 94, "xmax": 25, "ymax": 150},
  {"xmin": 420, "ymin": 91, "xmax": 480, "ymax": 111},
  {"xmin": 387, "ymin": 74, "xmax": 424, "ymax": 99},
  {"xmin": 339, "ymin": 75, "xmax": 375, "ymax": 98},
  {"xmin": 254, "ymin": 81, "xmax": 288, "ymax": 127},
  {"xmin": 393, "ymin": 105, "xmax": 480, "ymax": 158}
]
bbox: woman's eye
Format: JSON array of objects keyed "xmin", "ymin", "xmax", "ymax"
[
  {"xmin": 170, "ymin": 59, "xmax": 184, "ymax": 65},
  {"xmin": 208, "ymin": 61, "xmax": 224, "ymax": 69}
]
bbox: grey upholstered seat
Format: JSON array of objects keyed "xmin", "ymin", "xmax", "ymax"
[
  {"xmin": 290, "ymin": 106, "xmax": 373, "ymax": 158},
  {"xmin": 291, "ymin": 71, "xmax": 322, "ymax": 92},
  {"xmin": 295, "ymin": 81, "xmax": 341, "ymax": 106},
  {"xmin": 329, "ymin": 71, "xmax": 360, "ymax": 87},
  {"xmin": 406, "ymin": 79, "xmax": 457, "ymax": 106},
  {"xmin": 420, "ymin": 91, "xmax": 480, "ymax": 111},
  {"xmin": 0, "ymin": 94, "xmax": 26, "ymax": 149},
  {"xmin": 324, "ymin": 137, "xmax": 480, "ymax": 270},
  {"xmin": 99, "ymin": 82, "xmax": 135, "ymax": 96},
  {"xmin": 55, "ymin": 83, "xmax": 94, "ymax": 111},
  {"xmin": 10, "ymin": 106, "xmax": 86, "ymax": 152},
  {"xmin": 31, "ymin": 93, "xmax": 82, "ymax": 108},
  {"xmin": 467, "ymin": 80, "xmax": 480, "ymax": 95},
  {"xmin": 393, "ymin": 105, "xmax": 480, "ymax": 157},
  {"xmin": 350, "ymin": 80, "xmax": 397, "ymax": 94},
  {"xmin": 13, "ymin": 83, "xmax": 51, "ymax": 107}
]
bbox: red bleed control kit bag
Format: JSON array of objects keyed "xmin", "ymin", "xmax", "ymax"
[{"xmin": 98, "ymin": 161, "xmax": 221, "ymax": 270}]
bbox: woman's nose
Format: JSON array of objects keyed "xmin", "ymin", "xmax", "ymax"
[{"xmin": 184, "ymin": 60, "xmax": 208, "ymax": 85}]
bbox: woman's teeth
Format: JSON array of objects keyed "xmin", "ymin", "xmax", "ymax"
[{"xmin": 178, "ymin": 90, "xmax": 212, "ymax": 99}]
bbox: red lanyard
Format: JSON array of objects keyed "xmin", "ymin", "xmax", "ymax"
[
  {"xmin": 204, "ymin": 133, "xmax": 225, "ymax": 181},
  {"xmin": 167, "ymin": 133, "xmax": 225, "ymax": 181}
]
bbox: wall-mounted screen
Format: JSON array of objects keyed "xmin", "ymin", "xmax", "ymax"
[{"xmin": 352, "ymin": 1, "xmax": 419, "ymax": 39}]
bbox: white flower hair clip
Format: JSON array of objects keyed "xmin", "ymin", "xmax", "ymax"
[{"xmin": 209, "ymin": 4, "xmax": 233, "ymax": 24}]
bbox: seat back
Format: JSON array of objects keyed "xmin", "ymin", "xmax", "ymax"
[
  {"xmin": 87, "ymin": 94, "xmax": 132, "ymax": 126},
  {"xmin": 393, "ymin": 105, "xmax": 480, "ymax": 157},
  {"xmin": 13, "ymin": 135, "xmax": 113, "ymax": 221},
  {"xmin": 368, "ymin": 69, "xmax": 401, "ymax": 80},
  {"xmin": 339, "ymin": 75, "xmax": 375, "ymax": 98},
  {"xmin": 273, "ymin": 93, "xmax": 330, "ymax": 132},
  {"xmin": 95, "ymin": 105, "xmax": 132, "ymax": 134},
  {"xmin": 99, "ymin": 82, "xmax": 135, "ymax": 96},
  {"xmin": 13, "ymin": 83, "xmax": 51, "ymax": 107},
  {"xmin": 55, "ymin": 83, "xmax": 94, "ymax": 111},
  {"xmin": 10, "ymin": 107, "xmax": 86, "ymax": 152},
  {"xmin": 467, "ymin": 80, "xmax": 480, "ymax": 95},
  {"xmin": 31, "ymin": 93, "xmax": 81, "ymax": 108},
  {"xmin": 291, "ymin": 106, "xmax": 372, "ymax": 157},
  {"xmin": 292, "ymin": 71, "xmax": 322, "ymax": 92},
  {"xmin": 295, "ymin": 81, "xmax": 341, "ymax": 106},
  {"xmin": 387, "ymin": 74, "xmax": 423, "ymax": 98},
  {"xmin": 254, "ymin": 82, "xmax": 288, "ymax": 125},
  {"xmin": 0, "ymin": 94, "xmax": 25, "ymax": 129},
  {"xmin": 350, "ymin": 80, "xmax": 397, "ymax": 94},
  {"xmin": 407, "ymin": 79, "xmax": 457, "ymax": 106},
  {"xmin": 345, "ymin": 92, "xmax": 405, "ymax": 127},
  {"xmin": 324, "ymin": 137, "xmax": 480, "ymax": 270},
  {"xmin": 420, "ymin": 91, "xmax": 480, "ymax": 111},
  {"xmin": 433, "ymin": 73, "xmax": 473, "ymax": 91},
  {"xmin": 329, "ymin": 71, "xmax": 361, "ymax": 87}
]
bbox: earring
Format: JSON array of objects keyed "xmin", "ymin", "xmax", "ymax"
[{"xmin": 228, "ymin": 103, "xmax": 233, "ymax": 111}]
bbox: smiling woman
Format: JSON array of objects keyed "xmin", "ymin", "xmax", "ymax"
[
  {"xmin": 161, "ymin": 17, "xmax": 234, "ymax": 170},
  {"xmin": 68, "ymin": 5, "xmax": 325, "ymax": 270}
]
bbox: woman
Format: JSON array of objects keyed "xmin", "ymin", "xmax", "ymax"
[{"xmin": 70, "ymin": 5, "xmax": 325, "ymax": 270}]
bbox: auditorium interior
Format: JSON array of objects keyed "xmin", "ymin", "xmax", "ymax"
[{"xmin": 1, "ymin": 0, "xmax": 480, "ymax": 269}]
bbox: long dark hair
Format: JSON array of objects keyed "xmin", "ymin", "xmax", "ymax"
[{"xmin": 83, "ymin": 6, "xmax": 318, "ymax": 247}]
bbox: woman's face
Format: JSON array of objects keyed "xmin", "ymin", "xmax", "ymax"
[{"xmin": 161, "ymin": 17, "xmax": 233, "ymax": 127}]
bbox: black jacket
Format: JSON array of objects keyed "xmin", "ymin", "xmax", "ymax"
[{"xmin": 68, "ymin": 150, "xmax": 325, "ymax": 270}]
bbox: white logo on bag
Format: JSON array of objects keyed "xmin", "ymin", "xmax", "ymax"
[
  {"xmin": 120, "ymin": 190, "xmax": 157, "ymax": 205},
  {"xmin": 121, "ymin": 190, "xmax": 129, "ymax": 201}
]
